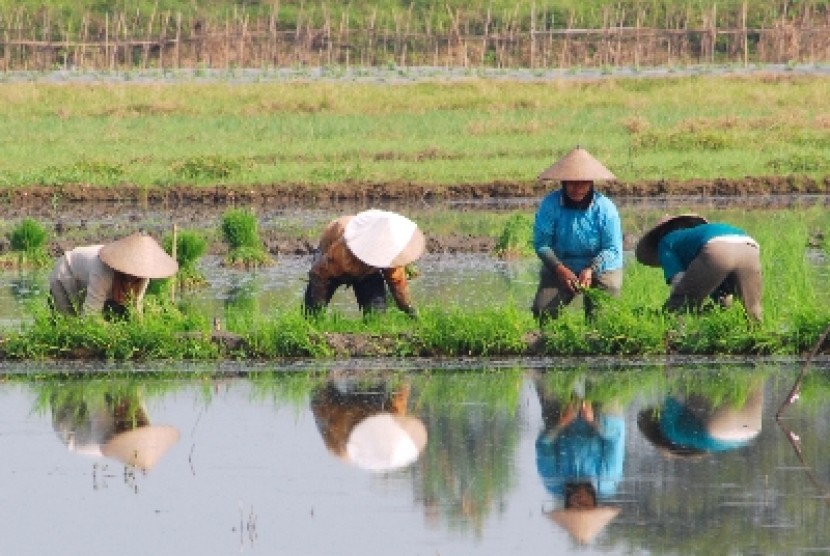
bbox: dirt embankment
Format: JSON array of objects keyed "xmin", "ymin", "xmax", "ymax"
[{"xmin": 7, "ymin": 174, "xmax": 829, "ymax": 206}]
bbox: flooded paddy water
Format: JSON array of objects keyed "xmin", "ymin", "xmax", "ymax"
[
  {"xmin": 0, "ymin": 194, "xmax": 826, "ymax": 554},
  {"xmin": 1, "ymin": 361, "xmax": 830, "ymax": 555}
]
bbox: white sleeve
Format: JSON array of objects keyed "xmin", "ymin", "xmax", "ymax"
[{"xmin": 82, "ymin": 267, "xmax": 114, "ymax": 314}]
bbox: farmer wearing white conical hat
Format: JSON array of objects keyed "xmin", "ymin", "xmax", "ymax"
[
  {"xmin": 48, "ymin": 231, "xmax": 178, "ymax": 318},
  {"xmin": 532, "ymin": 146, "xmax": 623, "ymax": 322},
  {"xmin": 635, "ymin": 214, "xmax": 763, "ymax": 321},
  {"xmin": 310, "ymin": 378, "xmax": 427, "ymax": 472},
  {"xmin": 303, "ymin": 209, "xmax": 425, "ymax": 317}
]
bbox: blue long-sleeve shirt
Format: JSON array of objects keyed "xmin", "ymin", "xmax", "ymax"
[
  {"xmin": 535, "ymin": 414, "xmax": 625, "ymax": 499},
  {"xmin": 658, "ymin": 223, "xmax": 753, "ymax": 283},
  {"xmin": 533, "ymin": 190, "xmax": 623, "ymax": 274}
]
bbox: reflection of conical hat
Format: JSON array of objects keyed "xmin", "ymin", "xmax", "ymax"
[
  {"xmin": 343, "ymin": 210, "xmax": 426, "ymax": 268},
  {"xmin": 99, "ymin": 232, "xmax": 179, "ymax": 279},
  {"xmin": 346, "ymin": 413, "xmax": 427, "ymax": 472},
  {"xmin": 101, "ymin": 425, "xmax": 180, "ymax": 471},
  {"xmin": 538, "ymin": 147, "xmax": 616, "ymax": 182},
  {"xmin": 685, "ymin": 389, "xmax": 764, "ymax": 443},
  {"xmin": 548, "ymin": 506, "xmax": 621, "ymax": 544},
  {"xmin": 635, "ymin": 214, "xmax": 708, "ymax": 267}
]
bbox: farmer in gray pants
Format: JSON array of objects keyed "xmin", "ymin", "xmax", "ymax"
[{"xmin": 635, "ymin": 214, "xmax": 763, "ymax": 321}]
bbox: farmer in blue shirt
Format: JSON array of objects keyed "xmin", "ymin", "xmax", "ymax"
[
  {"xmin": 532, "ymin": 147, "xmax": 623, "ymax": 322},
  {"xmin": 534, "ymin": 374, "xmax": 624, "ymax": 544},
  {"xmin": 635, "ymin": 214, "xmax": 763, "ymax": 321}
]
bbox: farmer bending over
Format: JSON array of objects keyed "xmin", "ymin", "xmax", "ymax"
[
  {"xmin": 303, "ymin": 209, "xmax": 425, "ymax": 318},
  {"xmin": 635, "ymin": 214, "xmax": 763, "ymax": 321},
  {"xmin": 49, "ymin": 232, "xmax": 178, "ymax": 319}
]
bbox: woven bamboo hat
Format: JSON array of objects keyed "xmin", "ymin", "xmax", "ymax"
[
  {"xmin": 101, "ymin": 425, "xmax": 180, "ymax": 471},
  {"xmin": 634, "ymin": 214, "xmax": 708, "ymax": 267},
  {"xmin": 548, "ymin": 506, "xmax": 621, "ymax": 544},
  {"xmin": 538, "ymin": 146, "xmax": 616, "ymax": 182},
  {"xmin": 344, "ymin": 209, "xmax": 426, "ymax": 268},
  {"xmin": 99, "ymin": 232, "xmax": 179, "ymax": 279}
]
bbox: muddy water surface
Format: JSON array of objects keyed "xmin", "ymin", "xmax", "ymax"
[{"xmin": 1, "ymin": 362, "xmax": 829, "ymax": 555}]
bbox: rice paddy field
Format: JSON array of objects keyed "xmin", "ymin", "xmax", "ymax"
[{"xmin": 0, "ymin": 57, "xmax": 827, "ymax": 556}]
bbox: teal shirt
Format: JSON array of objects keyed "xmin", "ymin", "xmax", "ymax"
[{"xmin": 658, "ymin": 223, "xmax": 751, "ymax": 283}]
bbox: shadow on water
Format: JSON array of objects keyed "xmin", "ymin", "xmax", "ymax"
[{"xmin": 1, "ymin": 358, "xmax": 830, "ymax": 555}]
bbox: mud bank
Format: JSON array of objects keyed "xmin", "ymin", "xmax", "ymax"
[{"xmin": 5, "ymin": 175, "xmax": 830, "ymax": 207}]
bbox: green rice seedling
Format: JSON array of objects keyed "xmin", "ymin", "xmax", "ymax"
[
  {"xmin": 414, "ymin": 305, "xmax": 531, "ymax": 356},
  {"xmin": 0, "ymin": 297, "xmax": 218, "ymax": 361},
  {"xmin": 494, "ymin": 213, "xmax": 534, "ymax": 259},
  {"xmin": 220, "ymin": 208, "xmax": 272, "ymax": 269},
  {"xmin": 243, "ymin": 312, "xmax": 332, "ymax": 358},
  {"xmin": 8, "ymin": 217, "xmax": 50, "ymax": 268},
  {"xmin": 145, "ymin": 230, "xmax": 209, "ymax": 293}
]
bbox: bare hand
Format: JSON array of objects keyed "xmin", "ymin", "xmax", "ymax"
[
  {"xmin": 554, "ymin": 264, "xmax": 580, "ymax": 294},
  {"xmin": 577, "ymin": 268, "xmax": 593, "ymax": 290}
]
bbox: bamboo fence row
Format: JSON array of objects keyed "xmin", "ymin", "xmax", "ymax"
[{"xmin": 2, "ymin": 8, "xmax": 830, "ymax": 71}]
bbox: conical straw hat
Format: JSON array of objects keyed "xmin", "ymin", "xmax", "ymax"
[
  {"xmin": 101, "ymin": 425, "xmax": 180, "ymax": 471},
  {"xmin": 346, "ymin": 413, "xmax": 428, "ymax": 472},
  {"xmin": 538, "ymin": 146, "xmax": 616, "ymax": 182},
  {"xmin": 344, "ymin": 209, "xmax": 426, "ymax": 268},
  {"xmin": 634, "ymin": 214, "xmax": 708, "ymax": 267},
  {"xmin": 99, "ymin": 232, "xmax": 179, "ymax": 279},
  {"xmin": 548, "ymin": 506, "xmax": 621, "ymax": 544}
]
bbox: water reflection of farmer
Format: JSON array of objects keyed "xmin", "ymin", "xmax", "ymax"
[
  {"xmin": 532, "ymin": 146, "xmax": 623, "ymax": 323},
  {"xmin": 51, "ymin": 389, "xmax": 180, "ymax": 472},
  {"xmin": 49, "ymin": 232, "xmax": 178, "ymax": 319},
  {"xmin": 534, "ymin": 373, "xmax": 624, "ymax": 544},
  {"xmin": 303, "ymin": 209, "xmax": 425, "ymax": 318},
  {"xmin": 310, "ymin": 375, "xmax": 427, "ymax": 472},
  {"xmin": 638, "ymin": 382, "xmax": 763, "ymax": 459},
  {"xmin": 635, "ymin": 214, "xmax": 763, "ymax": 321}
]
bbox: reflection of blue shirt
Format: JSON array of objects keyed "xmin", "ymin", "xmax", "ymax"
[
  {"xmin": 536, "ymin": 414, "xmax": 625, "ymax": 499},
  {"xmin": 657, "ymin": 223, "xmax": 751, "ymax": 283},
  {"xmin": 659, "ymin": 397, "xmax": 747, "ymax": 452},
  {"xmin": 533, "ymin": 190, "xmax": 623, "ymax": 274}
]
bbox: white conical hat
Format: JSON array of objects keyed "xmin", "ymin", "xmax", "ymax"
[
  {"xmin": 343, "ymin": 210, "xmax": 426, "ymax": 268},
  {"xmin": 538, "ymin": 146, "xmax": 616, "ymax": 182},
  {"xmin": 549, "ymin": 506, "xmax": 621, "ymax": 544},
  {"xmin": 101, "ymin": 425, "xmax": 180, "ymax": 471},
  {"xmin": 99, "ymin": 232, "xmax": 179, "ymax": 279},
  {"xmin": 346, "ymin": 413, "xmax": 428, "ymax": 472}
]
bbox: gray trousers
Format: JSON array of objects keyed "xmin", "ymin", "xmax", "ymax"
[
  {"xmin": 666, "ymin": 240, "xmax": 763, "ymax": 321},
  {"xmin": 532, "ymin": 267, "xmax": 623, "ymax": 321}
]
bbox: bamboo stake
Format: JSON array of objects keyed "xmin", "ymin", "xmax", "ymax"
[{"xmin": 742, "ymin": 1, "xmax": 748, "ymax": 67}]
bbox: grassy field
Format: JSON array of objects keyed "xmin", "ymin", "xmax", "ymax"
[{"xmin": 1, "ymin": 72, "xmax": 829, "ymax": 190}]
